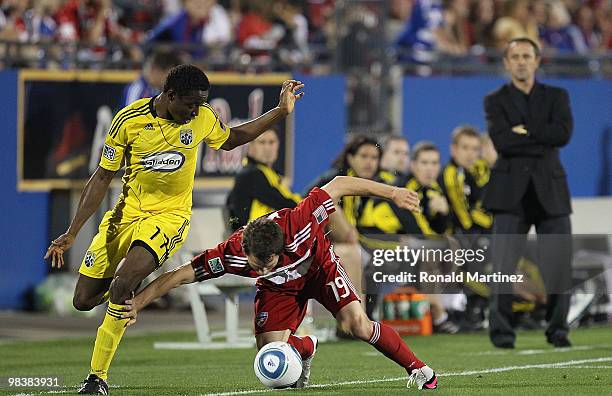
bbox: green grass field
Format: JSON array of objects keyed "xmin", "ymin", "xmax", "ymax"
[{"xmin": 1, "ymin": 326, "xmax": 611, "ymax": 395}]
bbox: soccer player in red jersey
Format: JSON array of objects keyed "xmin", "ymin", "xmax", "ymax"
[{"xmin": 122, "ymin": 176, "xmax": 438, "ymax": 390}]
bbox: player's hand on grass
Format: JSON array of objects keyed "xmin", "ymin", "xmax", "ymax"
[
  {"xmin": 391, "ymin": 187, "xmax": 421, "ymax": 212},
  {"xmin": 121, "ymin": 299, "xmax": 139, "ymax": 326},
  {"xmin": 278, "ymin": 80, "xmax": 305, "ymax": 115},
  {"xmin": 44, "ymin": 233, "xmax": 75, "ymax": 268}
]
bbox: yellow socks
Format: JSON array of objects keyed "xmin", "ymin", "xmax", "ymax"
[{"xmin": 89, "ymin": 302, "xmax": 129, "ymax": 380}]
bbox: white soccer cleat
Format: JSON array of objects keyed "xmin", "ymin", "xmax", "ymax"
[
  {"xmin": 407, "ymin": 365, "xmax": 438, "ymax": 390},
  {"xmin": 294, "ymin": 335, "xmax": 318, "ymax": 388}
]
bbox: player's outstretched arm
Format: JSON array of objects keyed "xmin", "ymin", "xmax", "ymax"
[
  {"xmin": 220, "ymin": 80, "xmax": 304, "ymax": 150},
  {"xmin": 322, "ymin": 176, "xmax": 420, "ymax": 212},
  {"xmin": 44, "ymin": 166, "xmax": 116, "ymax": 268},
  {"xmin": 121, "ymin": 263, "xmax": 196, "ymax": 326}
]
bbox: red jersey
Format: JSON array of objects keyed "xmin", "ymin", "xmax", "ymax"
[{"xmin": 191, "ymin": 187, "xmax": 337, "ymax": 290}]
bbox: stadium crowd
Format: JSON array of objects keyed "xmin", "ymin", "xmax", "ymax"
[{"xmin": 0, "ymin": 0, "xmax": 610, "ymax": 70}]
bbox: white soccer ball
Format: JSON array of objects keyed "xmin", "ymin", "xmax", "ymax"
[{"xmin": 253, "ymin": 341, "xmax": 302, "ymax": 389}]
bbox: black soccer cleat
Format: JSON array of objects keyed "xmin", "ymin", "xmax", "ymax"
[
  {"xmin": 78, "ymin": 374, "xmax": 109, "ymax": 395},
  {"xmin": 547, "ymin": 334, "xmax": 572, "ymax": 348}
]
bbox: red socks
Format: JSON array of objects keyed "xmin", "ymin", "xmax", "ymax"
[
  {"xmin": 369, "ymin": 321, "xmax": 425, "ymax": 373},
  {"xmin": 287, "ymin": 335, "xmax": 315, "ymax": 360}
]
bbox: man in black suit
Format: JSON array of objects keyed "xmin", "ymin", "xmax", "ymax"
[{"xmin": 483, "ymin": 37, "xmax": 573, "ymax": 349}]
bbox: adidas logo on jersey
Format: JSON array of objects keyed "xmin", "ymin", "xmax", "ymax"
[{"xmin": 144, "ymin": 123, "xmax": 154, "ymax": 131}]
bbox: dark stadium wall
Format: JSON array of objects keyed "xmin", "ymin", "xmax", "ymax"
[
  {"xmin": 403, "ymin": 77, "xmax": 612, "ymax": 197},
  {"xmin": 0, "ymin": 71, "xmax": 49, "ymax": 309},
  {"xmin": 292, "ymin": 74, "xmax": 346, "ymax": 193}
]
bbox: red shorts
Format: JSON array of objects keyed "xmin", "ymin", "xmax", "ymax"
[{"xmin": 253, "ymin": 260, "xmax": 361, "ymax": 335}]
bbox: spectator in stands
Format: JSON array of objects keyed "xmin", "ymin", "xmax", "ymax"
[
  {"xmin": 396, "ymin": 0, "xmax": 475, "ymax": 63},
  {"xmin": 532, "ymin": 0, "xmax": 548, "ymax": 38},
  {"xmin": 395, "ymin": 0, "xmax": 445, "ymax": 63},
  {"xmin": 439, "ymin": 0, "xmax": 471, "ymax": 54},
  {"xmin": 1, "ymin": 0, "xmax": 62, "ymax": 67},
  {"xmin": 237, "ymin": 0, "xmax": 275, "ymax": 51},
  {"xmin": 600, "ymin": 10, "xmax": 612, "ymax": 50},
  {"xmin": 387, "ymin": 0, "xmax": 414, "ymax": 43},
  {"xmin": 121, "ymin": 49, "xmax": 182, "ymax": 107},
  {"xmin": 592, "ymin": 1, "xmax": 612, "ymax": 50},
  {"xmin": 23, "ymin": 0, "xmax": 64, "ymax": 67},
  {"xmin": 468, "ymin": 0, "xmax": 496, "ymax": 49},
  {"xmin": 54, "ymin": 0, "xmax": 80, "ymax": 43},
  {"xmin": 148, "ymin": 0, "xmax": 231, "ymax": 58},
  {"xmin": 571, "ymin": 4, "xmax": 602, "ymax": 53},
  {"xmin": 492, "ymin": 0, "xmax": 539, "ymax": 50},
  {"xmin": 439, "ymin": 125, "xmax": 492, "ymax": 234},
  {"xmin": 113, "ymin": 0, "xmax": 164, "ymax": 44},
  {"xmin": 226, "ymin": 128, "xmax": 301, "ymax": 231},
  {"xmin": 52, "ymin": 0, "xmax": 136, "ymax": 65},
  {"xmin": 25, "ymin": 0, "xmax": 60, "ymax": 42},
  {"xmin": 541, "ymin": 0, "xmax": 578, "ymax": 52},
  {"xmin": 271, "ymin": 0, "xmax": 310, "ymax": 67},
  {"xmin": 0, "ymin": 0, "xmax": 29, "ymax": 42},
  {"xmin": 378, "ymin": 135, "xmax": 410, "ymax": 186}
]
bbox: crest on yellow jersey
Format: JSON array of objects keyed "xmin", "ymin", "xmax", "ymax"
[{"xmin": 180, "ymin": 128, "xmax": 193, "ymax": 145}]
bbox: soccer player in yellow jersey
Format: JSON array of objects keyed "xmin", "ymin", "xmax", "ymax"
[{"xmin": 44, "ymin": 64, "xmax": 305, "ymax": 395}]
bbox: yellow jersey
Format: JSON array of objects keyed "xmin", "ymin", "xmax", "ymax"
[{"xmin": 99, "ymin": 97, "xmax": 230, "ymax": 219}]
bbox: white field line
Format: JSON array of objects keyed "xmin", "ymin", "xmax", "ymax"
[
  {"xmin": 31, "ymin": 357, "xmax": 612, "ymax": 396},
  {"xmin": 468, "ymin": 344, "xmax": 612, "ymax": 356},
  {"xmin": 565, "ymin": 365, "xmax": 612, "ymax": 369},
  {"xmin": 201, "ymin": 356, "xmax": 612, "ymax": 396}
]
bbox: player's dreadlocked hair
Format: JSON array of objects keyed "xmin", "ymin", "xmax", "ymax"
[
  {"xmin": 242, "ymin": 218, "xmax": 284, "ymax": 263},
  {"xmin": 163, "ymin": 64, "xmax": 210, "ymax": 96}
]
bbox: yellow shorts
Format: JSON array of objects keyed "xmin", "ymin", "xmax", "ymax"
[{"xmin": 79, "ymin": 211, "xmax": 190, "ymax": 279}]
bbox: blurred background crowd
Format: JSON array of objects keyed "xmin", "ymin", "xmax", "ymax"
[{"xmin": 0, "ymin": 0, "xmax": 610, "ymax": 71}]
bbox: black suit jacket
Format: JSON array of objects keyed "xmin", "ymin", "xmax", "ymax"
[{"xmin": 482, "ymin": 82, "xmax": 573, "ymax": 216}]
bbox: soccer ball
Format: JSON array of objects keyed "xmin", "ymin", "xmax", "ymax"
[{"xmin": 253, "ymin": 341, "xmax": 302, "ymax": 389}]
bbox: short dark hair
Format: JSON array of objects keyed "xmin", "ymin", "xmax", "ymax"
[
  {"xmin": 163, "ymin": 64, "xmax": 210, "ymax": 96},
  {"xmin": 241, "ymin": 218, "xmax": 284, "ymax": 263},
  {"xmin": 148, "ymin": 49, "xmax": 183, "ymax": 71},
  {"xmin": 379, "ymin": 135, "xmax": 408, "ymax": 153},
  {"xmin": 332, "ymin": 134, "xmax": 381, "ymax": 171},
  {"xmin": 504, "ymin": 37, "xmax": 541, "ymax": 58},
  {"xmin": 411, "ymin": 141, "xmax": 439, "ymax": 161},
  {"xmin": 451, "ymin": 125, "xmax": 480, "ymax": 145}
]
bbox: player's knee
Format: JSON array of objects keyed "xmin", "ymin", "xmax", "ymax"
[
  {"xmin": 72, "ymin": 293, "xmax": 96, "ymax": 311},
  {"xmin": 108, "ymin": 275, "xmax": 138, "ymax": 304}
]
